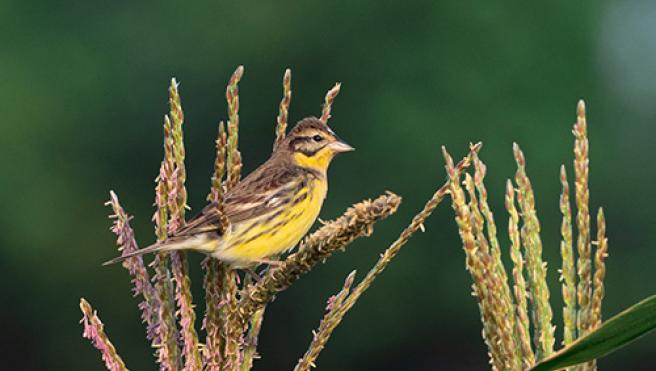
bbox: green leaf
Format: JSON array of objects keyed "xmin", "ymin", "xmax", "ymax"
[{"xmin": 531, "ymin": 295, "xmax": 656, "ymax": 371}]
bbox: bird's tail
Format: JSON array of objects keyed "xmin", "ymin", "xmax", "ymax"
[{"xmin": 102, "ymin": 235, "xmax": 214, "ymax": 266}]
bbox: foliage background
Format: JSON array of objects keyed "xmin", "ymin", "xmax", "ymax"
[{"xmin": 2, "ymin": 1, "xmax": 655, "ymax": 369}]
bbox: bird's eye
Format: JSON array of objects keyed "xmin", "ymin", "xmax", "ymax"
[{"xmin": 312, "ymin": 135, "xmax": 323, "ymax": 142}]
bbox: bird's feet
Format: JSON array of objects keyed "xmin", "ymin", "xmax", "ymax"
[
  {"xmin": 254, "ymin": 258, "xmax": 283, "ymax": 267},
  {"xmin": 243, "ymin": 268, "xmax": 262, "ymax": 283}
]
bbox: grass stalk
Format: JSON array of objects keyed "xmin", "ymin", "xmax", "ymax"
[
  {"xmin": 204, "ymin": 119, "xmax": 230, "ymax": 369},
  {"xmin": 226, "ymin": 65, "xmax": 244, "ymax": 190},
  {"xmin": 221, "ymin": 270, "xmax": 242, "ymax": 370},
  {"xmin": 294, "ymin": 271, "xmax": 356, "ymax": 371},
  {"xmin": 167, "ymin": 79, "xmax": 202, "ymax": 371},
  {"xmin": 208, "ymin": 121, "xmax": 228, "ymax": 205},
  {"xmin": 202, "ymin": 258, "xmax": 223, "ymax": 370},
  {"xmin": 80, "ymin": 298, "xmax": 129, "ymax": 371},
  {"xmin": 574, "ymin": 100, "xmax": 592, "ymax": 339},
  {"xmin": 274, "ymin": 68, "xmax": 292, "ymax": 149},
  {"xmin": 471, "ymin": 154, "xmax": 522, "ymax": 367},
  {"xmin": 505, "ymin": 180, "xmax": 535, "ymax": 367},
  {"xmin": 513, "ymin": 143, "xmax": 555, "ymax": 359},
  {"xmin": 473, "ymin": 151, "xmax": 512, "ymax": 300},
  {"xmin": 240, "ymin": 307, "xmax": 266, "ymax": 371},
  {"xmin": 560, "ymin": 165, "xmax": 577, "ymax": 346},
  {"xmin": 572, "ymin": 100, "xmax": 593, "ymax": 371},
  {"xmin": 152, "ymin": 161, "xmax": 182, "ymax": 371},
  {"xmin": 445, "ymin": 146, "xmax": 511, "ymax": 370},
  {"xmin": 319, "ymin": 83, "xmax": 341, "ymax": 124},
  {"xmin": 591, "ymin": 208, "xmax": 607, "ymax": 329},
  {"xmin": 107, "ymin": 191, "xmax": 159, "ymax": 342}
]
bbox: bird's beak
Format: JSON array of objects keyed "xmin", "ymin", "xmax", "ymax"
[{"xmin": 328, "ymin": 139, "xmax": 355, "ymax": 153}]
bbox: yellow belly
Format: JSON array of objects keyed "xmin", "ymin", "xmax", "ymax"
[{"xmin": 213, "ymin": 178, "xmax": 327, "ymax": 266}]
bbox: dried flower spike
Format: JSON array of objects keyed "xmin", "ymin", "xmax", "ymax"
[
  {"xmin": 164, "ymin": 79, "xmax": 202, "ymax": 371},
  {"xmin": 151, "ymin": 161, "xmax": 182, "ymax": 370},
  {"xmin": 168, "ymin": 78, "xmax": 188, "ymax": 222},
  {"xmin": 559, "ymin": 165, "xmax": 577, "ymax": 346},
  {"xmin": 591, "ymin": 207, "xmax": 608, "ymax": 330},
  {"xmin": 226, "ymin": 66, "xmax": 244, "ymax": 190},
  {"xmin": 208, "ymin": 121, "xmax": 228, "ymax": 204},
  {"xmin": 294, "ymin": 271, "xmax": 357, "ymax": 371},
  {"xmin": 513, "ymin": 143, "xmax": 555, "ymax": 359},
  {"xmin": 274, "ymin": 68, "xmax": 292, "ymax": 149},
  {"xmin": 444, "ymin": 146, "xmax": 510, "ymax": 370},
  {"xmin": 80, "ymin": 298, "xmax": 129, "ymax": 371},
  {"xmin": 466, "ymin": 163, "xmax": 520, "ymax": 369},
  {"xmin": 203, "ymin": 124, "xmax": 229, "ymax": 370},
  {"xmin": 107, "ymin": 191, "xmax": 158, "ymax": 342},
  {"xmin": 473, "ymin": 150, "xmax": 510, "ymax": 294},
  {"xmin": 574, "ymin": 100, "xmax": 593, "ymax": 344},
  {"xmin": 320, "ymin": 82, "xmax": 341, "ymax": 123},
  {"xmin": 240, "ymin": 306, "xmax": 266, "ymax": 371},
  {"xmin": 469, "ymin": 156, "xmax": 520, "ymax": 368},
  {"xmin": 220, "ymin": 270, "xmax": 242, "ymax": 370},
  {"xmin": 505, "ymin": 180, "xmax": 535, "ymax": 367},
  {"xmin": 201, "ymin": 258, "xmax": 223, "ymax": 370}
]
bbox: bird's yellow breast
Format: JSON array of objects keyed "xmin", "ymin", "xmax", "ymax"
[{"xmin": 213, "ymin": 177, "xmax": 327, "ymax": 266}]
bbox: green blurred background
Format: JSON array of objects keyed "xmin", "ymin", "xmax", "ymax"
[{"xmin": 2, "ymin": 1, "xmax": 655, "ymax": 369}]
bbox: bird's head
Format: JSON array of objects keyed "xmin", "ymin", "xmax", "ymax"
[{"xmin": 282, "ymin": 117, "xmax": 354, "ymax": 173}]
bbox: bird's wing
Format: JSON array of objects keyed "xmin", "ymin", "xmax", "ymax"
[
  {"xmin": 223, "ymin": 165, "xmax": 306, "ymax": 224},
  {"xmin": 172, "ymin": 203, "xmax": 225, "ymax": 237},
  {"xmin": 173, "ymin": 163, "xmax": 306, "ymax": 237}
]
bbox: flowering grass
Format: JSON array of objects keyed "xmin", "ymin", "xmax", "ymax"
[
  {"xmin": 82, "ymin": 70, "xmax": 654, "ymax": 370},
  {"xmin": 443, "ymin": 101, "xmax": 616, "ymax": 370},
  {"xmin": 80, "ymin": 66, "xmax": 474, "ymax": 370}
]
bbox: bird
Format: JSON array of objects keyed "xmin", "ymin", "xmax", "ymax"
[{"xmin": 104, "ymin": 116, "xmax": 354, "ymax": 268}]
